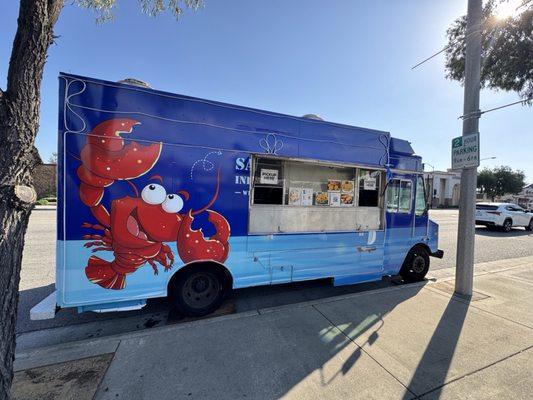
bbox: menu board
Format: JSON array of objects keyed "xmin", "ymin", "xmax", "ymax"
[
  {"xmin": 288, "ymin": 187, "xmax": 301, "ymax": 206},
  {"xmin": 341, "ymin": 193, "xmax": 354, "ymax": 206},
  {"xmin": 327, "ymin": 180, "xmax": 341, "ymax": 192},
  {"xmin": 315, "ymin": 191, "xmax": 329, "ymax": 206},
  {"xmin": 329, "ymin": 192, "xmax": 341, "ymax": 207},
  {"xmin": 341, "ymin": 180, "xmax": 355, "ymax": 207},
  {"xmin": 301, "ymin": 188, "xmax": 313, "ymax": 206},
  {"xmin": 341, "ymin": 180, "xmax": 354, "ymax": 193}
]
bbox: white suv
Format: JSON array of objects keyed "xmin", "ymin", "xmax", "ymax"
[{"xmin": 476, "ymin": 203, "xmax": 533, "ymax": 232}]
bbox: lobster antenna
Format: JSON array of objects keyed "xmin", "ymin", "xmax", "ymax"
[
  {"xmin": 125, "ymin": 180, "xmax": 139, "ymax": 197},
  {"xmin": 192, "ymin": 168, "xmax": 221, "ymax": 216},
  {"xmin": 67, "ymin": 151, "xmax": 81, "ymax": 161}
]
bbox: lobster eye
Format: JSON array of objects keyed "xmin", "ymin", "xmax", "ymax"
[
  {"xmin": 141, "ymin": 184, "xmax": 166, "ymax": 205},
  {"xmin": 162, "ymin": 194, "xmax": 184, "ymax": 213}
]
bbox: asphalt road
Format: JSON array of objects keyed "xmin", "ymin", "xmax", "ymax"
[{"xmin": 16, "ymin": 207, "xmax": 533, "ymax": 343}]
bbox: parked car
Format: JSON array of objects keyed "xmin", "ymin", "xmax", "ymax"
[{"xmin": 475, "ymin": 203, "xmax": 533, "ymax": 232}]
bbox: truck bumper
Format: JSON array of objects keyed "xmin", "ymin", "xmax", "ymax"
[{"xmin": 430, "ymin": 249, "xmax": 444, "ymax": 259}]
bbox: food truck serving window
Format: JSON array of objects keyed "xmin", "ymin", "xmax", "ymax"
[
  {"xmin": 249, "ymin": 156, "xmax": 385, "ymax": 234},
  {"xmin": 252, "ymin": 158, "xmax": 284, "ymax": 205}
]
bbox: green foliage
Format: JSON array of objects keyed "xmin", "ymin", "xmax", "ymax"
[
  {"xmin": 75, "ymin": 0, "xmax": 203, "ymax": 23},
  {"xmin": 477, "ymin": 166, "xmax": 525, "ymax": 200},
  {"xmin": 48, "ymin": 152, "xmax": 58, "ymax": 164},
  {"xmin": 445, "ymin": 0, "xmax": 533, "ymax": 102},
  {"xmin": 36, "ymin": 198, "xmax": 49, "ymax": 205}
]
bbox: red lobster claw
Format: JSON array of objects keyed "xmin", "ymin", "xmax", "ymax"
[
  {"xmin": 77, "ymin": 119, "xmax": 162, "ymax": 207},
  {"xmin": 80, "ymin": 119, "xmax": 162, "ymax": 182},
  {"xmin": 77, "ymin": 118, "xmax": 162, "ymax": 227},
  {"xmin": 177, "ymin": 210, "xmax": 230, "ymax": 264}
]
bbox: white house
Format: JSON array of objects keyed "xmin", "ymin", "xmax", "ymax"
[{"xmin": 423, "ymin": 170, "xmax": 461, "ymax": 208}]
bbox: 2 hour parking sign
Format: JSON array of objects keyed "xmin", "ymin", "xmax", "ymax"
[{"xmin": 451, "ymin": 132, "xmax": 479, "ymax": 169}]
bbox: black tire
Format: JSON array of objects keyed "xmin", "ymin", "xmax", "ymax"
[
  {"xmin": 526, "ymin": 219, "xmax": 533, "ymax": 232},
  {"xmin": 400, "ymin": 246, "xmax": 430, "ymax": 282},
  {"xmin": 502, "ymin": 219, "xmax": 512, "ymax": 232},
  {"xmin": 169, "ymin": 265, "xmax": 227, "ymax": 317}
]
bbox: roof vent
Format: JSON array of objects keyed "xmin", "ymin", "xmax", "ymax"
[
  {"xmin": 302, "ymin": 113, "xmax": 323, "ymax": 121},
  {"xmin": 118, "ymin": 78, "xmax": 151, "ymax": 88}
]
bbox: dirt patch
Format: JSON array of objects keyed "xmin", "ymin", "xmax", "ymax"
[{"xmin": 11, "ymin": 353, "xmax": 113, "ymax": 400}]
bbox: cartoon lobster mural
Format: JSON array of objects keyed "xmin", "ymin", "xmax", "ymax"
[{"xmin": 77, "ymin": 118, "xmax": 230, "ymax": 290}]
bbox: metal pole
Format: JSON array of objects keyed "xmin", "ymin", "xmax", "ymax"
[{"xmin": 455, "ymin": 0, "xmax": 482, "ymax": 296}]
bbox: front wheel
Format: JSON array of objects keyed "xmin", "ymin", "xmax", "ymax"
[
  {"xmin": 400, "ymin": 246, "xmax": 430, "ymax": 282},
  {"xmin": 526, "ymin": 219, "xmax": 533, "ymax": 232},
  {"xmin": 169, "ymin": 266, "xmax": 226, "ymax": 317}
]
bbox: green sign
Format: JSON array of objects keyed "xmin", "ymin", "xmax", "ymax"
[
  {"xmin": 451, "ymin": 133, "xmax": 479, "ymax": 169},
  {"xmin": 452, "ymin": 137, "xmax": 462, "ymax": 148}
]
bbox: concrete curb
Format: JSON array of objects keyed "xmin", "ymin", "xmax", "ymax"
[
  {"xmin": 427, "ymin": 255, "xmax": 533, "ymax": 281},
  {"xmin": 15, "ymin": 338, "xmax": 120, "ymax": 372},
  {"xmin": 33, "ymin": 205, "xmax": 57, "ymax": 210}
]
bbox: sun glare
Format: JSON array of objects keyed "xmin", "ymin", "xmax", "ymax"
[{"xmin": 494, "ymin": 0, "xmax": 523, "ymax": 20}]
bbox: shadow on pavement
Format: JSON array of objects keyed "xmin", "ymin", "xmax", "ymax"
[
  {"xmin": 475, "ymin": 227, "xmax": 532, "ymax": 237},
  {"xmin": 96, "ymin": 282, "xmax": 427, "ymax": 399},
  {"xmin": 17, "ymin": 277, "xmax": 397, "ymax": 336},
  {"xmin": 16, "ymin": 284, "xmax": 169, "ymax": 335},
  {"xmin": 401, "ymin": 294, "xmax": 470, "ymax": 399}
]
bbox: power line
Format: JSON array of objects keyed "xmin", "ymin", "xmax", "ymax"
[
  {"xmin": 458, "ymin": 97, "xmax": 532, "ymax": 119},
  {"xmin": 412, "ymin": 0, "xmax": 532, "ymax": 71},
  {"xmin": 411, "ymin": 44, "xmax": 452, "ymax": 70},
  {"xmin": 411, "ymin": 27, "xmax": 483, "ymax": 70}
]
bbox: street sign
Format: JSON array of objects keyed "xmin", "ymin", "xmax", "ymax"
[{"xmin": 451, "ymin": 132, "xmax": 479, "ymax": 169}]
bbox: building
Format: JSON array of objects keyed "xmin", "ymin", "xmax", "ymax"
[
  {"xmin": 33, "ymin": 163, "xmax": 57, "ymax": 199},
  {"xmin": 423, "ymin": 170, "xmax": 461, "ymax": 208},
  {"xmin": 513, "ymin": 184, "xmax": 533, "ymax": 210}
]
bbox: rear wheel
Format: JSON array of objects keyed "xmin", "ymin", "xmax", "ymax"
[
  {"xmin": 526, "ymin": 219, "xmax": 533, "ymax": 232},
  {"xmin": 502, "ymin": 219, "xmax": 512, "ymax": 232},
  {"xmin": 169, "ymin": 265, "xmax": 227, "ymax": 317},
  {"xmin": 400, "ymin": 246, "xmax": 430, "ymax": 282}
]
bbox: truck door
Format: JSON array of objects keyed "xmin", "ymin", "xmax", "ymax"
[{"xmin": 384, "ymin": 177, "xmax": 415, "ymax": 273}]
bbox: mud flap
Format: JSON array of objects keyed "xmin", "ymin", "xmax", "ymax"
[{"xmin": 30, "ymin": 290, "xmax": 58, "ymax": 320}]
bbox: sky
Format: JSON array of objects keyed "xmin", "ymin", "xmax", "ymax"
[{"xmin": 1, "ymin": 0, "xmax": 531, "ymax": 182}]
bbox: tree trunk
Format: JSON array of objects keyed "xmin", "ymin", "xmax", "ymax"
[{"xmin": 0, "ymin": 1, "xmax": 63, "ymax": 398}]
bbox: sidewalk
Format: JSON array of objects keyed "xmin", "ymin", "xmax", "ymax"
[{"xmin": 13, "ymin": 256, "xmax": 533, "ymax": 399}]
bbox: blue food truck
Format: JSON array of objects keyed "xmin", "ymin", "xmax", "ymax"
[{"xmin": 40, "ymin": 73, "xmax": 443, "ymax": 318}]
